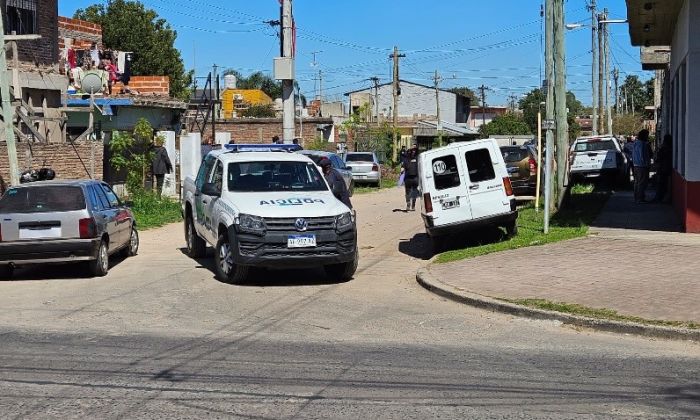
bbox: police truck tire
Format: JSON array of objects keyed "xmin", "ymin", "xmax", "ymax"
[
  {"xmin": 185, "ymin": 216, "xmax": 206, "ymax": 258},
  {"xmin": 215, "ymin": 234, "xmax": 248, "ymax": 284},
  {"xmin": 0, "ymin": 265, "xmax": 14, "ymax": 280},
  {"xmin": 324, "ymin": 249, "xmax": 358, "ymax": 282}
]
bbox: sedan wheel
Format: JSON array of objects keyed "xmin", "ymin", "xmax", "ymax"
[
  {"xmin": 122, "ymin": 228, "xmax": 139, "ymax": 257},
  {"xmin": 88, "ymin": 240, "xmax": 109, "ymax": 277}
]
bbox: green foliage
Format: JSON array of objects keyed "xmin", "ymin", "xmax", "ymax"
[
  {"xmin": 305, "ymin": 136, "xmax": 330, "ymax": 152},
  {"xmin": 223, "ymin": 69, "xmax": 306, "ymax": 106},
  {"xmin": 109, "ymin": 118, "xmax": 155, "ymax": 195},
  {"xmin": 354, "ymin": 178, "xmax": 398, "ymax": 194},
  {"xmin": 479, "ymin": 112, "xmax": 531, "ymax": 137},
  {"xmin": 130, "ymin": 192, "xmax": 182, "ymax": 230},
  {"xmin": 74, "ymin": 0, "xmax": 193, "ymax": 100},
  {"xmin": 620, "ymin": 75, "xmax": 654, "ymax": 113},
  {"xmin": 519, "ymin": 88, "xmax": 583, "ymax": 140},
  {"xmin": 448, "ymin": 86, "xmax": 479, "ymax": 106},
  {"xmin": 613, "ymin": 113, "xmax": 645, "ymax": 137},
  {"xmin": 240, "ymin": 104, "xmax": 276, "ymax": 118}
]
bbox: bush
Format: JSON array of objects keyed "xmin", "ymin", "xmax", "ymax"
[{"xmin": 130, "ymin": 192, "xmax": 182, "ymax": 230}]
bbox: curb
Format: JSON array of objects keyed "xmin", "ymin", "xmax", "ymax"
[{"xmin": 416, "ymin": 267, "xmax": 700, "ymax": 342}]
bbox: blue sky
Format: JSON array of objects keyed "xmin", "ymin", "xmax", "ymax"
[{"xmin": 58, "ymin": 0, "xmax": 649, "ymax": 106}]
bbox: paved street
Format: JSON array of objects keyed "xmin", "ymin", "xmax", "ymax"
[{"xmin": 1, "ymin": 188, "xmax": 699, "ymax": 418}]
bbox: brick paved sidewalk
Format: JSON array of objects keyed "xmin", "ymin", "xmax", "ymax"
[{"xmin": 425, "ymin": 191, "xmax": 700, "ymax": 323}]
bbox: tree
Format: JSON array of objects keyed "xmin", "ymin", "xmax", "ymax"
[
  {"xmin": 240, "ymin": 104, "xmax": 276, "ymax": 118},
  {"xmin": 74, "ymin": 0, "xmax": 192, "ymax": 100},
  {"xmin": 110, "ymin": 118, "xmax": 157, "ymax": 195},
  {"xmin": 519, "ymin": 88, "xmax": 582, "ymax": 140},
  {"xmin": 448, "ymin": 86, "xmax": 479, "ymax": 106},
  {"xmin": 612, "ymin": 113, "xmax": 645, "ymax": 136},
  {"xmin": 223, "ymin": 69, "xmax": 306, "ymax": 106},
  {"xmin": 479, "ymin": 112, "xmax": 531, "ymax": 137},
  {"xmin": 620, "ymin": 75, "xmax": 654, "ymax": 113}
]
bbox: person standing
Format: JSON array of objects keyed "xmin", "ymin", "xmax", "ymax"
[
  {"xmin": 402, "ymin": 146, "xmax": 420, "ymax": 211},
  {"xmin": 319, "ymin": 158, "xmax": 352, "ymax": 209},
  {"xmin": 151, "ymin": 138, "xmax": 173, "ymax": 199},
  {"xmin": 272, "ymin": 135, "xmax": 280, "ymax": 144},
  {"xmin": 653, "ymin": 134, "xmax": 673, "ymax": 202},
  {"xmin": 632, "ymin": 129, "xmax": 652, "ymax": 203},
  {"xmin": 623, "ymin": 135, "xmax": 635, "ymax": 183},
  {"xmin": 398, "ymin": 146, "xmax": 407, "ymax": 165}
]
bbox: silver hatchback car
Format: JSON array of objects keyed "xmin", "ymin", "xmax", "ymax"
[
  {"xmin": 0, "ymin": 180, "xmax": 139, "ymax": 278},
  {"xmin": 345, "ymin": 152, "xmax": 382, "ymax": 187}
]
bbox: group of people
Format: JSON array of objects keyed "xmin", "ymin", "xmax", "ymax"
[
  {"xmin": 65, "ymin": 42, "xmax": 132, "ymax": 96},
  {"xmin": 623, "ymin": 129, "xmax": 673, "ymax": 204}
]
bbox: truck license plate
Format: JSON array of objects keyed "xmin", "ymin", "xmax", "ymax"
[
  {"xmin": 287, "ymin": 234, "xmax": 317, "ymax": 248},
  {"xmin": 442, "ymin": 199, "xmax": 460, "ymax": 210}
]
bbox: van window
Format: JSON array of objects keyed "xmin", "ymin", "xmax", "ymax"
[
  {"xmin": 465, "ymin": 149, "xmax": 496, "ymax": 182},
  {"xmin": 432, "ymin": 155, "xmax": 461, "ymax": 190}
]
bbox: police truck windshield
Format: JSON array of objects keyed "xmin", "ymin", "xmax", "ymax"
[{"xmin": 228, "ymin": 161, "xmax": 328, "ymax": 192}]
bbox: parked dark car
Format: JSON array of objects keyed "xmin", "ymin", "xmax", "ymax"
[
  {"xmin": 298, "ymin": 150, "xmax": 354, "ymax": 195},
  {"xmin": 0, "ymin": 180, "xmax": 139, "ymax": 279},
  {"xmin": 500, "ymin": 145, "xmax": 539, "ymax": 196}
]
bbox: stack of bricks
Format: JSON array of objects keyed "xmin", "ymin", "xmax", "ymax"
[
  {"xmin": 0, "ymin": 142, "xmax": 103, "ymax": 187},
  {"xmin": 113, "ymin": 76, "xmax": 170, "ymax": 96},
  {"xmin": 58, "ymin": 16, "xmax": 102, "ymax": 51},
  {"xmin": 200, "ymin": 119, "xmax": 347, "ymax": 149}
]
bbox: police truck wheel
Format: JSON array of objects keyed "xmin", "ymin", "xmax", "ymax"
[
  {"xmin": 215, "ymin": 234, "xmax": 248, "ymax": 284},
  {"xmin": 185, "ymin": 216, "xmax": 206, "ymax": 258},
  {"xmin": 0, "ymin": 265, "xmax": 14, "ymax": 280},
  {"xmin": 324, "ymin": 249, "xmax": 358, "ymax": 282}
]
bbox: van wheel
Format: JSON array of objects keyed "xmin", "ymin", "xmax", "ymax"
[
  {"xmin": 121, "ymin": 228, "xmax": 139, "ymax": 257},
  {"xmin": 324, "ymin": 249, "xmax": 358, "ymax": 282},
  {"xmin": 0, "ymin": 265, "xmax": 14, "ymax": 280},
  {"xmin": 88, "ymin": 240, "xmax": 109, "ymax": 277},
  {"xmin": 185, "ymin": 216, "xmax": 206, "ymax": 258},
  {"xmin": 505, "ymin": 221, "xmax": 518, "ymax": 238},
  {"xmin": 215, "ymin": 234, "xmax": 248, "ymax": 284}
]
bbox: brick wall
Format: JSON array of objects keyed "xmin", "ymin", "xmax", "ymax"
[
  {"xmin": 0, "ymin": 142, "xmax": 103, "ymax": 188},
  {"xmin": 58, "ymin": 16, "xmax": 102, "ymax": 51},
  {"xmin": 114, "ymin": 76, "xmax": 170, "ymax": 95},
  {"xmin": 13, "ymin": 0, "xmax": 59, "ymax": 65},
  {"xmin": 201, "ymin": 118, "xmax": 344, "ymax": 149}
]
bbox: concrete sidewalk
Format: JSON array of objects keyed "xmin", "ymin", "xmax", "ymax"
[{"xmin": 419, "ymin": 190, "xmax": 700, "ymax": 325}]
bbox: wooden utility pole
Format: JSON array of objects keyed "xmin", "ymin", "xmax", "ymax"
[
  {"xmin": 613, "ymin": 67, "xmax": 620, "ymax": 115},
  {"xmin": 0, "ymin": 9, "xmax": 19, "ymax": 185},
  {"xmin": 553, "ymin": 0, "xmax": 568, "ymax": 208},
  {"xmin": 390, "ymin": 46, "xmax": 405, "ymax": 162},
  {"xmin": 478, "ymin": 84, "xmax": 489, "ymax": 128},
  {"xmin": 544, "ymin": 0, "xmax": 555, "ymax": 232},
  {"xmin": 589, "ymin": 0, "xmax": 598, "ymax": 135},
  {"xmin": 433, "ymin": 70, "xmax": 443, "ymax": 147},
  {"xmin": 597, "ymin": 10, "xmax": 607, "ymax": 134}
]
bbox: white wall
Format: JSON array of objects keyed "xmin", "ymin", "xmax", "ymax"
[
  {"xmin": 157, "ymin": 131, "xmax": 177, "ymax": 198},
  {"xmin": 352, "ymin": 82, "xmax": 459, "ymax": 123},
  {"xmin": 179, "ymin": 133, "xmax": 202, "ymax": 187}
]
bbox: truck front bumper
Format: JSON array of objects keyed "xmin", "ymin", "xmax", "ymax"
[{"xmin": 229, "ymin": 227, "xmax": 357, "ymax": 269}]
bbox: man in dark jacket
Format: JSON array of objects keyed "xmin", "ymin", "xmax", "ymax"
[
  {"xmin": 401, "ymin": 147, "xmax": 420, "ymax": 211},
  {"xmin": 151, "ymin": 138, "xmax": 173, "ymax": 198},
  {"xmin": 319, "ymin": 158, "xmax": 352, "ymax": 209}
]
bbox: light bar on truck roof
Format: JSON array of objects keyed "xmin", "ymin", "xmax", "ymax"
[{"xmin": 224, "ymin": 144, "xmax": 303, "ymax": 153}]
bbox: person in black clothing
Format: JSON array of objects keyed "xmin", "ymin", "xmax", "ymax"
[
  {"xmin": 319, "ymin": 158, "xmax": 352, "ymax": 209},
  {"xmin": 653, "ymin": 134, "xmax": 673, "ymax": 202},
  {"xmin": 402, "ymin": 147, "xmax": 420, "ymax": 211},
  {"xmin": 398, "ymin": 146, "xmax": 407, "ymax": 164},
  {"xmin": 151, "ymin": 138, "xmax": 173, "ymax": 198}
]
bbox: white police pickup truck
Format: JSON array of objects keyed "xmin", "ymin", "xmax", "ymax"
[{"xmin": 182, "ymin": 144, "xmax": 358, "ymax": 284}]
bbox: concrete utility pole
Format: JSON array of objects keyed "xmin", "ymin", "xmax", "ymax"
[
  {"xmin": 553, "ymin": 0, "xmax": 568, "ymax": 208},
  {"xmin": 0, "ymin": 9, "xmax": 19, "ymax": 185},
  {"xmin": 544, "ymin": 0, "xmax": 555, "ymax": 232},
  {"xmin": 589, "ymin": 0, "xmax": 598, "ymax": 135},
  {"xmin": 369, "ymin": 76, "xmax": 380, "ymax": 124},
  {"xmin": 390, "ymin": 46, "xmax": 405, "ymax": 162},
  {"xmin": 433, "ymin": 70, "xmax": 443, "ymax": 147},
  {"xmin": 604, "ymin": 20, "xmax": 613, "ymax": 135},
  {"xmin": 478, "ymin": 85, "xmax": 489, "ymax": 128},
  {"xmin": 598, "ymin": 10, "xmax": 606, "ymax": 134},
  {"xmin": 281, "ymin": 0, "xmax": 295, "ymax": 142}
]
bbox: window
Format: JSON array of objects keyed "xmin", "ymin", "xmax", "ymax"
[
  {"xmin": 332, "ymin": 155, "xmax": 344, "ymax": 169},
  {"xmin": 0, "ymin": 186, "xmax": 85, "ymax": 214},
  {"xmin": 100, "ymin": 184, "xmax": 120, "ymax": 208},
  {"xmin": 465, "ymin": 149, "xmax": 496, "ymax": 183},
  {"xmin": 501, "ymin": 147, "xmax": 529, "ymax": 163},
  {"xmin": 195, "ymin": 155, "xmax": 216, "ymax": 190},
  {"xmin": 210, "ymin": 161, "xmax": 224, "ymax": 193},
  {"xmin": 432, "ymin": 155, "xmax": 461, "ymax": 190},
  {"xmin": 87, "ymin": 185, "xmax": 105, "ymax": 211},
  {"xmin": 345, "ymin": 153, "xmax": 374, "ymax": 162},
  {"xmin": 5, "ymin": 0, "xmax": 37, "ymax": 35},
  {"xmin": 574, "ymin": 140, "xmax": 617, "ymax": 152},
  {"xmin": 93, "ymin": 185, "xmax": 111, "ymax": 210},
  {"xmin": 228, "ymin": 161, "xmax": 327, "ymax": 192}
]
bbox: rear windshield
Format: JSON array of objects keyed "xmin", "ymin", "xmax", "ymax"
[
  {"xmin": 0, "ymin": 186, "xmax": 86, "ymax": 214},
  {"xmin": 345, "ymin": 153, "xmax": 374, "ymax": 162},
  {"xmin": 574, "ymin": 140, "xmax": 616, "ymax": 152},
  {"xmin": 228, "ymin": 161, "xmax": 328, "ymax": 192},
  {"xmin": 501, "ymin": 147, "xmax": 529, "ymax": 163}
]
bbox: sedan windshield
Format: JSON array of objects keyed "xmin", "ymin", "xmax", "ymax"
[
  {"xmin": 0, "ymin": 186, "xmax": 86, "ymax": 214},
  {"xmin": 345, "ymin": 153, "xmax": 374, "ymax": 162},
  {"xmin": 228, "ymin": 161, "xmax": 328, "ymax": 192}
]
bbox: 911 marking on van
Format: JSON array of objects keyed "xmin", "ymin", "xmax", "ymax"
[{"xmin": 259, "ymin": 198, "xmax": 325, "ymax": 206}]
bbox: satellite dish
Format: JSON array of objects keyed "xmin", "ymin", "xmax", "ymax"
[{"xmin": 81, "ymin": 71, "xmax": 104, "ymax": 94}]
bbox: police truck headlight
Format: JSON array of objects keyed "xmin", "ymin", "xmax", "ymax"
[
  {"xmin": 336, "ymin": 211, "xmax": 355, "ymax": 233},
  {"xmin": 236, "ymin": 214, "xmax": 266, "ymax": 235}
]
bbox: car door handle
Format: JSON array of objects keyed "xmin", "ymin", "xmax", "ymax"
[{"xmin": 469, "ymin": 185, "xmax": 480, "ymax": 191}]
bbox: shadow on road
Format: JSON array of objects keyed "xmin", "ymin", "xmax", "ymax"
[
  {"xmin": 1, "ymin": 255, "xmax": 130, "ymax": 282},
  {"xmin": 398, "ymin": 226, "xmax": 505, "ymax": 260}
]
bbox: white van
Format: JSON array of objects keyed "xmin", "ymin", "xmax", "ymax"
[{"xmin": 418, "ymin": 139, "xmax": 518, "ymax": 248}]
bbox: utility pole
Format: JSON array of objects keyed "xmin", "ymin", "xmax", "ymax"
[
  {"xmin": 280, "ymin": 0, "xmax": 295, "ymax": 142},
  {"xmin": 597, "ymin": 10, "xmax": 606, "ymax": 134},
  {"xmin": 369, "ymin": 76, "xmax": 380, "ymax": 124},
  {"xmin": 605, "ymin": 19, "xmax": 613, "ymax": 135},
  {"xmin": 613, "ymin": 68, "xmax": 620, "ymax": 115},
  {"xmin": 544, "ymin": 0, "xmax": 555, "ymax": 232},
  {"xmin": 0, "ymin": 9, "xmax": 19, "ymax": 185},
  {"xmin": 390, "ymin": 46, "xmax": 405, "ymax": 162},
  {"xmin": 433, "ymin": 70, "xmax": 443, "ymax": 146},
  {"xmin": 478, "ymin": 85, "xmax": 489, "ymax": 129},
  {"xmin": 508, "ymin": 94, "xmax": 519, "ymax": 112},
  {"xmin": 589, "ymin": 0, "xmax": 598, "ymax": 135},
  {"xmin": 553, "ymin": 0, "xmax": 568, "ymax": 207}
]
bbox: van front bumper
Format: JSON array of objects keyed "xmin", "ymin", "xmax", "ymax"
[
  {"xmin": 0, "ymin": 239, "xmax": 101, "ymax": 266},
  {"xmin": 423, "ymin": 209, "xmax": 518, "ymax": 237},
  {"xmin": 229, "ymin": 227, "xmax": 357, "ymax": 268}
]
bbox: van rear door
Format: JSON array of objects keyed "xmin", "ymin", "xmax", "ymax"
[
  {"xmin": 460, "ymin": 143, "xmax": 510, "ymax": 220},
  {"xmin": 423, "ymin": 151, "xmax": 472, "ymax": 226}
]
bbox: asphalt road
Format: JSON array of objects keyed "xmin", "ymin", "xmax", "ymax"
[{"xmin": 0, "ymin": 188, "xmax": 698, "ymax": 418}]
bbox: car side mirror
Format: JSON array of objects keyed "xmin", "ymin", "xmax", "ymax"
[{"xmin": 201, "ymin": 182, "xmax": 221, "ymax": 197}]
